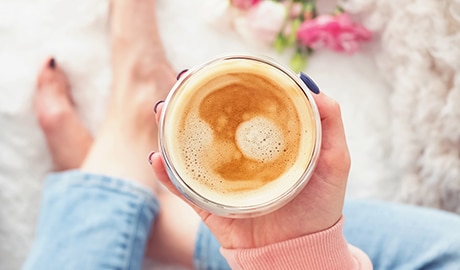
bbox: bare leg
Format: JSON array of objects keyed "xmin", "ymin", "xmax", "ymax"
[
  {"xmin": 80, "ymin": 0, "xmax": 199, "ymax": 267},
  {"xmin": 35, "ymin": 55, "xmax": 198, "ymax": 268},
  {"xmin": 35, "ymin": 58, "xmax": 93, "ymax": 171},
  {"xmin": 35, "ymin": 1, "xmax": 199, "ymax": 267},
  {"xmin": 80, "ymin": 0, "xmax": 174, "ymax": 186}
]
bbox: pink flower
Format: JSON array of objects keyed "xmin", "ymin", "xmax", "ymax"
[
  {"xmin": 297, "ymin": 13, "xmax": 372, "ymax": 54},
  {"xmin": 231, "ymin": 0, "xmax": 262, "ymax": 11},
  {"xmin": 233, "ymin": 1, "xmax": 286, "ymax": 45}
]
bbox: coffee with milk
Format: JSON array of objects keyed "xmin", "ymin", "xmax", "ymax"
[{"xmin": 159, "ymin": 56, "xmax": 321, "ymax": 217}]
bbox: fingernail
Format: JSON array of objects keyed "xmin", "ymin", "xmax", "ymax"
[
  {"xmin": 148, "ymin": 151, "xmax": 155, "ymax": 165},
  {"xmin": 300, "ymin": 72, "xmax": 320, "ymax": 94},
  {"xmin": 153, "ymin": 100, "xmax": 164, "ymax": 114},
  {"xmin": 176, "ymin": 69, "xmax": 189, "ymax": 80},
  {"xmin": 49, "ymin": 58, "xmax": 56, "ymax": 69}
]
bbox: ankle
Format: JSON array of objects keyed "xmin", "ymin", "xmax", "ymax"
[
  {"xmin": 146, "ymin": 191, "xmax": 199, "ymax": 268},
  {"xmin": 106, "ymin": 65, "xmax": 175, "ymax": 133},
  {"xmin": 112, "ymin": 59, "xmax": 175, "ymax": 94},
  {"xmin": 102, "ymin": 102, "xmax": 158, "ymax": 140}
]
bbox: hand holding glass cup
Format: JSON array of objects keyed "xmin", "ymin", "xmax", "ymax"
[{"xmin": 151, "ymin": 55, "xmax": 350, "ymax": 249}]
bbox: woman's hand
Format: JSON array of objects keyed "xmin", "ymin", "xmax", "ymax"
[{"xmin": 150, "ymin": 92, "xmax": 350, "ymax": 249}]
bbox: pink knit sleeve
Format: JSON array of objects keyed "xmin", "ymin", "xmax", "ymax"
[{"xmin": 220, "ymin": 216, "xmax": 373, "ymax": 270}]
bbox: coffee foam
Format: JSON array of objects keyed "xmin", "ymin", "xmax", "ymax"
[
  {"xmin": 164, "ymin": 58, "xmax": 317, "ymax": 207},
  {"xmin": 235, "ymin": 116, "xmax": 284, "ymax": 162}
]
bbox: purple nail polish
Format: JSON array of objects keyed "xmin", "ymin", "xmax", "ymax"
[
  {"xmin": 176, "ymin": 69, "xmax": 189, "ymax": 80},
  {"xmin": 300, "ymin": 72, "xmax": 320, "ymax": 94},
  {"xmin": 153, "ymin": 100, "xmax": 164, "ymax": 114},
  {"xmin": 148, "ymin": 151, "xmax": 155, "ymax": 165},
  {"xmin": 49, "ymin": 58, "xmax": 56, "ymax": 69}
]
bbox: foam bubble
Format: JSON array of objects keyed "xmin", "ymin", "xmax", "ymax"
[
  {"xmin": 235, "ymin": 116, "xmax": 284, "ymax": 162},
  {"xmin": 179, "ymin": 113, "xmax": 213, "ymax": 179}
]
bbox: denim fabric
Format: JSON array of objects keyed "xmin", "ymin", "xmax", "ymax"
[
  {"xmin": 194, "ymin": 200, "xmax": 460, "ymax": 270},
  {"xmin": 24, "ymin": 170, "xmax": 460, "ymax": 270},
  {"xmin": 194, "ymin": 222, "xmax": 231, "ymax": 270},
  {"xmin": 23, "ymin": 170, "xmax": 159, "ymax": 270},
  {"xmin": 343, "ymin": 200, "xmax": 460, "ymax": 270}
]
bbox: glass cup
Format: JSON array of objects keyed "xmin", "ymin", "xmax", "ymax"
[{"xmin": 159, "ymin": 55, "xmax": 321, "ymax": 218}]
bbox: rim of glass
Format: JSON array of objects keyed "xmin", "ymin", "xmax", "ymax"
[{"xmin": 158, "ymin": 54, "xmax": 322, "ymax": 217}]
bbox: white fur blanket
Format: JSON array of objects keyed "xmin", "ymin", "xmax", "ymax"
[
  {"xmin": 343, "ymin": 0, "xmax": 460, "ymax": 213},
  {"xmin": 0, "ymin": 0, "xmax": 458, "ymax": 269}
]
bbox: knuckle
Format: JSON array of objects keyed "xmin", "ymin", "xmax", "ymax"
[{"xmin": 329, "ymin": 100, "xmax": 342, "ymax": 116}]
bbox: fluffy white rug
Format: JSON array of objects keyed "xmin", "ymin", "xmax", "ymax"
[
  {"xmin": 343, "ymin": 0, "xmax": 460, "ymax": 213},
  {"xmin": 0, "ymin": 0, "xmax": 457, "ymax": 269}
]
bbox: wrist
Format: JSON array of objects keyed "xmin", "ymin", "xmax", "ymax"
[{"xmin": 221, "ymin": 216, "xmax": 363, "ymax": 269}]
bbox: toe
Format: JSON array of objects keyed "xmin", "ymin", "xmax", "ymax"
[{"xmin": 37, "ymin": 58, "xmax": 70, "ymax": 94}]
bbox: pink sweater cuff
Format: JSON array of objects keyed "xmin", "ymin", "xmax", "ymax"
[{"xmin": 220, "ymin": 216, "xmax": 372, "ymax": 270}]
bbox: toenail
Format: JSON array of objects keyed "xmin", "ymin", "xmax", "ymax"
[
  {"xmin": 49, "ymin": 58, "xmax": 56, "ymax": 69},
  {"xmin": 300, "ymin": 72, "xmax": 320, "ymax": 94},
  {"xmin": 148, "ymin": 151, "xmax": 155, "ymax": 165},
  {"xmin": 153, "ymin": 100, "xmax": 164, "ymax": 114},
  {"xmin": 176, "ymin": 69, "xmax": 189, "ymax": 80}
]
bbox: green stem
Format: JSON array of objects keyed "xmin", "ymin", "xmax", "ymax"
[{"xmin": 307, "ymin": 0, "xmax": 317, "ymax": 17}]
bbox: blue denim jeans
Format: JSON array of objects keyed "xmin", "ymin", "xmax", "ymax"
[{"xmin": 24, "ymin": 171, "xmax": 460, "ymax": 270}]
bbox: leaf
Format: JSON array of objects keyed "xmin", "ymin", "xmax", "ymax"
[
  {"xmin": 290, "ymin": 51, "xmax": 308, "ymax": 73},
  {"xmin": 274, "ymin": 34, "xmax": 289, "ymax": 53},
  {"xmin": 286, "ymin": 18, "xmax": 301, "ymax": 46}
]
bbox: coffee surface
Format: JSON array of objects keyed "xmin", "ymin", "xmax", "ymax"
[
  {"xmin": 195, "ymin": 72, "xmax": 300, "ymax": 191},
  {"xmin": 165, "ymin": 59, "xmax": 316, "ymax": 205}
]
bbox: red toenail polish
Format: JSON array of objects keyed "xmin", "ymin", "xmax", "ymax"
[
  {"xmin": 153, "ymin": 100, "xmax": 164, "ymax": 114},
  {"xmin": 49, "ymin": 58, "xmax": 56, "ymax": 69},
  {"xmin": 176, "ymin": 69, "xmax": 189, "ymax": 80},
  {"xmin": 148, "ymin": 151, "xmax": 155, "ymax": 165}
]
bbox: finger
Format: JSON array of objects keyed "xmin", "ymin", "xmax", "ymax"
[
  {"xmin": 154, "ymin": 102, "xmax": 164, "ymax": 124},
  {"xmin": 153, "ymin": 68, "xmax": 187, "ymax": 123},
  {"xmin": 311, "ymin": 92, "xmax": 348, "ymax": 152},
  {"xmin": 176, "ymin": 69, "xmax": 189, "ymax": 80},
  {"xmin": 310, "ymin": 92, "xmax": 351, "ymax": 180},
  {"xmin": 151, "ymin": 152, "xmax": 206, "ymax": 214},
  {"xmin": 151, "ymin": 152, "xmax": 182, "ymax": 197},
  {"xmin": 150, "ymin": 152, "xmax": 209, "ymax": 217}
]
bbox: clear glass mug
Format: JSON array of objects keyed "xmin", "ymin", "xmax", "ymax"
[{"xmin": 158, "ymin": 55, "xmax": 321, "ymax": 218}]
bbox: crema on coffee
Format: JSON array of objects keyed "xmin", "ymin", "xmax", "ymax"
[{"xmin": 160, "ymin": 56, "xmax": 320, "ymax": 214}]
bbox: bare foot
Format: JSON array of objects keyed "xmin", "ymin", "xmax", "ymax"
[
  {"xmin": 80, "ymin": 1, "xmax": 198, "ymax": 267},
  {"xmin": 35, "ymin": 58, "xmax": 93, "ymax": 171}
]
